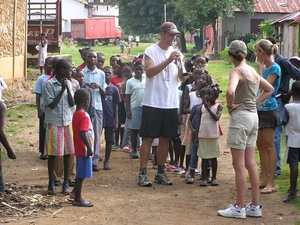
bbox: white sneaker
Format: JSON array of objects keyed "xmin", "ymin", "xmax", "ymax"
[
  {"xmin": 245, "ymin": 203, "xmax": 262, "ymax": 217},
  {"xmin": 218, "ymin": 204, "xmax": 246, "ymax": 219}
]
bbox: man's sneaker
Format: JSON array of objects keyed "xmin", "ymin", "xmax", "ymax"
[
  {"xmin": 218, "ymin": 204, "xmax": 246, "ymax": 219},
  {"xmin": 138, "ymin": 173, "xmax": 152, "ymax": 187},
  {"xmin": 154, "ymin": 172, "xmax": 173, "ymax": 185},
  {"xmin": 245, "ymin": 203, "xmax": 262, "ymax": 217},
  {"xmin": 62, "ymin": 183, "xmax": 70, "ymax": 195},
  {"xmin": 47, "ymin": 184, "xmax": 56, "ymax": 195}
]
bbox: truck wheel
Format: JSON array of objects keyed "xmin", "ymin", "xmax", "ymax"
[
  {"xmin": 114, "ymin": 38, "xmax": 120, "ymax": 45},
  {"xmin": 94, "ymin": 39, "xmax": 99, "ymax": 46}
]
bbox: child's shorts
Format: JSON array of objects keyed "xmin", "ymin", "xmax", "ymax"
[
  {"xmin": 103, "ymin": 126, "xmax": 114, "ymax": 143},
  {"xmin": 129, "ymin": 107, "xmax": 142, "ymax": 130},
  {"xmin": 76, "ymin": 156, "xmax": 92, "ymax": 179},
  {"xmin": 118, "ymin": 102, "xmax": 126, "ymax": 124},
  {"xmin": 44, "ymin": 124, "xmax": 74, "ymax": 156},
  {"xmin": 287, "ymin": 147, "xmax": 300, "ymax": 165}
]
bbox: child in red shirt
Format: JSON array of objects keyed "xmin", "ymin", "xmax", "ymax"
[{"xmin": 70, "ymin": 89, "xmax": 94, "ymax": 207}]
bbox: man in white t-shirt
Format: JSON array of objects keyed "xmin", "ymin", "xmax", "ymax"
[
  {"xmin": 138, "ymin": 22, "xmax": 184, "ymax": 187},
  {"xmin": 135, "ymin": 35, "xmax": 140, "ymax": 46}
]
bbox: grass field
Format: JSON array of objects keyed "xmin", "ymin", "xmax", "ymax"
[{"xmin": 61, "ymin": 43, "xmax": 196, "ymax": 67}]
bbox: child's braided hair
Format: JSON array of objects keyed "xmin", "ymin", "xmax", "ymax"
[{"xmin": 209, "ymin": 83, "xmax": 222, "ymax": 97}]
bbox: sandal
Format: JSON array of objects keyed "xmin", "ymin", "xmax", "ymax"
[
  {"xmin": 200, "ymin": 180, "xmax": 208, "ymax": 187},
  {"xmin": 211, "ymin": 179, "xmax": 219, "ymax": 186},
  {"xmin": 260, "ymin": 186, "xmax": 277, "ymax": 194},
  {"xmin": 166, "ymin": 165, "xmax": 176, "ymax": 172},
  {"xmin": 283, "ymin": 194, "xmax": 299, "ymax": 203}
]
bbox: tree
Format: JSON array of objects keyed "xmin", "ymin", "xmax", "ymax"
[
  {"xmin": 118, "ymin": 0, "xmax": 167, "ymax": 36},
  {"xmin": 174, "ymin": 0, "xmax": 255, "ymax": 53}
]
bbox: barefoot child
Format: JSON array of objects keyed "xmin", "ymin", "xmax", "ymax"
[
  {"xmin": 43, "ymin": 59, "xmax": 75, "ymax": 195},
  {"xmin": 70, "ymin": 89, "xmax": 94, "ymax": 207},
  {"xmin": 197, "ymin": 84, "xmax": 223, "ymax": 186},
  {"xmin": 0, "ymin": 102, "xmax": 16, "ymax": 192},
  {"xmin": 282, "ymin": 81, "xmax": 300, "ymax": 203}
]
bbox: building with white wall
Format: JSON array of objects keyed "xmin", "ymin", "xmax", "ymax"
[{"xmin": 62, "ymin": 0, "xmax": 119, "ymax": 38}]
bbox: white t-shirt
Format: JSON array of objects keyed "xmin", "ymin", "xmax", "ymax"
[{"xmin": 142, "ymin": 43, "xmax": 182, "ymax": 109}]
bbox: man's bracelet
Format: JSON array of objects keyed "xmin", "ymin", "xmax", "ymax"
[{"xmin": 227, "ymin": 105, "xmax": 233, "ymax": 109}]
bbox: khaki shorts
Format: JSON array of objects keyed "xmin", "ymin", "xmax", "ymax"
[{"xmin": 227, "ymin": 110, "xmax": 258, "ymax": 150}]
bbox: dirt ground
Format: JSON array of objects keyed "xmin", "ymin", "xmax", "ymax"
[{"xmin": 0, "ymin": 72, "xmax": 300, "ymax": 225}]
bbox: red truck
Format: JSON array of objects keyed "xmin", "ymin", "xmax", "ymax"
[
  {"xmin": 27, "ymin": 0, "xmax": 62, "ymax": 55},
  {"xmin": 71, "ymin": 18, "xmax": 122, "ymax": 46}
]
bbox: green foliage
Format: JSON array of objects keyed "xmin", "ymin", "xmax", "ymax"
[
  {"xmin": 228, "ymin": 33, "xmax": 258, "ymax": 46},
  {"xmin": 219, "ymin": 47, "xmax": 231, "ymax": 65},
  {"xmin": 259, "ymin": 19, "xmax": 275, "ymax": 37},
  {"xmin": 63, "ymin": 37, "xmax": 70, "ymax": 47}
]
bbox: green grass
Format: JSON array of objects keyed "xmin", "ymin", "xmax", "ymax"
[
  {"xmin": 61, "ymin": 42, "xmax": 200, "ymax": 67},
  {"xmin": 61, "ymin": 43, "xmax": 153, "ymax": 66}
]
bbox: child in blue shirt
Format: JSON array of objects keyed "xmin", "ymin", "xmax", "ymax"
[{"xmin": 102, "ymin": 66, "xmax": 120, "ymax": 170}]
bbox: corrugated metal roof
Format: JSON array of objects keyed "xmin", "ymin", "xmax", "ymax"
[
  {"xmin": 270, "ymin": 11, "xmax": 300, "ymax": 25},
  {"xmin": 237, "ymin": 0, "xmax": 300, "ymax": 13}
]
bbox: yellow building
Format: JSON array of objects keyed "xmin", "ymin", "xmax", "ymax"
[{"xmin": 0, "ymin": 0, "xmax": 27, "ymax": 84}]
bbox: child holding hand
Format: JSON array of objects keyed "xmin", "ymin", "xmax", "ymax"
[
  {"xmin": 197, "ymin": 84, "xmax": 223, "ymax": 186},
  {"xmin": 70, "ymin": 89, "xmax": 94, "ymax": 207}
]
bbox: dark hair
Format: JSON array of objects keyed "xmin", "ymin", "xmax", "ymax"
[
  {"xmin": 121, "ymin": 62, "xmax": 133, "ymax": 69},
  {"xmin": 184, "ymin": 59, "xmax": 193, "ymax": 72},
  {"xmin": 103, "ymin": 66, "xmax": 112, "ymax": 70},
  {"xmin": 185, "ymin": 55, "xmax": 209, "ymax": 72},
  {"xmin": 199, "ymin": 73, "xmax": 213, "ymax": 85},
  {"xmin": 45, "ymin": 57, "xmax": 53, "ymax": 64},
  {"xmin": 79, "ymin": 46, "xmax": 90, "ymax": 54},
  {"xmin": 292, "ymin": 81, "xmax": 300, "ymax": 96},
  {"xmin": 191, "ymin": 54, "xmax": 209, "ymax": 63},
  {"xmin": 56, "ymin": 59, "xmax": 71, "ymax": 74},
  {"xmin": 97, "ymin": 53, "xmax": 105, "ymax": 58},
  {"xmin": 86, "ymin": 49, "xmax": 97, "ymax": 56},
  {"xmin": 74, "ymin": 89, "xmax": 90, "ymax": 106},
  {"xmin": 228, "ymin": 51, "xmax": 245, "ymax": 62},
  {"xmin": 266, "ymin": 37, "xmax": 276, "ymax": 44},
  {"xmin": 207, "ymin": 83, "xmax": 222, "ymax": 97},
  {"xmin": 75, "ymin": 68, "xmax": 82, "ymax": 74},
  {"xmin": 133, "ymin": 61, "xmax": 143, "ymax": 68},
  {"xmin": 40, "ymin": 32, "xmax": 45, "ymax": 37},
  {"xmin": 110, "ymin": 55, "xmax": 119, "ymax": 61}
]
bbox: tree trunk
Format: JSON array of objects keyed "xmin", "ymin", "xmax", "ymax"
[
  {"xmin": 180, "ymin": 30, "xmax": 187, "ymax": 53},
  {"xmin": 212, "ymin": 22, "xmax": 218, "ymax": 54}
]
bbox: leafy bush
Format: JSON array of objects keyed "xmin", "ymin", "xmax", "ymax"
[
  {"xmin": 63, "ymin": 37, "xmax": 70, "ymax": 47},
  {"xmin": 228, "ymin": 33, "xmax": 258, "ymax": 46},
  {"xmin": 259, "ymin": 19, "xmax": 275, "ymax": 37},
  {"xmin": 219, "ymin": 47, "xmax": 231, "ymax": 64}
]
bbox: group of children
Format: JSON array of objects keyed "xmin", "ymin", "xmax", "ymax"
[{"xmin": 32, "ymin": 47, "xmax": 148, "ymax": 207}]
